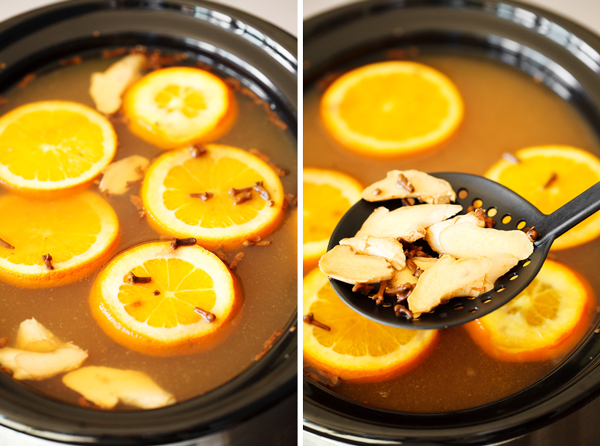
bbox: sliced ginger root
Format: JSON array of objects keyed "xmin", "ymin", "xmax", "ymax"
[
  {"xmin": 0, "ymin": 318, "xmax": 87, "ymax": 380},
  {"xmin": 90, "ymin": 54, "xmax": 147, "ymax": 114},
  {"xmin": 63, "ymin": 366, "xmax": 176, "ymax": 409},
  {"xmin": 99, "ymin": 155, "xmax": 150, "ymax": 196}
]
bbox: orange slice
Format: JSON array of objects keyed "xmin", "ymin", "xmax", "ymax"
[
  {"xmin": 303, "ymin": 168, "xmax": 362, "ymax": 273},
  {"xmin": 0, "ymin": 101, "xmax": 117, "ymax": 194},
  {"xmin": 90, "ymin": 242, "xmax": 239, "ymax": 356},
  {"xmin": 485, "ymin": 146, "xmax": 600, "ymax": 250},
  {"xmin": 0, "ymin": 191, "xmax": 119, "ymax": 288},
  {"xmin": 464, "ymin": 259, "xmax": 594, "ymax": 362},
  {"xmin": 141, "ymin": 144, "xmax": 284, "ymax": 250},
  {"xmin": 320, "ymin": 61, "xmax": 464, "ymax": 158},
  {"xmin": 303, "ymin": 267, "xmax": 439, "ymax": 382},
  {"xmin": 123, "ymin": 67, "xmax": 235, "ymax": 149}
]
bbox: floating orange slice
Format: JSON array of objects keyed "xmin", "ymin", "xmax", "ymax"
[
  {"xmin": 141, "ymin": 144, "xmax": 284, "ymax": 250},
  {"xmin": 123, "ymin": 67, "xmax": 235, "ymax": 149},
  {"xmin": 303, "ymin": 267, "xmax": 439, "ymax": 382},
  {"xmin": 320, "ymin": 61, "xmax": 464, "ymax": 158},
  {"xmin": 0, "ymin": 101, "xmax": 117, "ymax": 194},
  {"xmin": 485, "ymin": 145, "xmax": 600, "ymax": 250},
  {"xmin": 90, "ymin": 242, "xmax": 239, "ymax": 356},
  {"xmin": 464, "ymin": 259, "xmax": 594, "ymax": 362},
  {"xmin": 0, "ymin": 191, "xmax": 119, "ymax": 288},
  {"xmin": 303, "ymin": 168, "xmax": 362, "ymax": 273}
]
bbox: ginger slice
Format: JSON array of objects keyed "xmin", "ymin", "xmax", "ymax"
[
  {"xmin": 319, "ymin": 245, "xmax": 394, "ymax": 284},
  {"xmin": 0, "ymin": 318, "xmax": 87, "ymax": 380},
  {"xmin": 388, "ymin": 257, "xmax": 438, "ymax": 289},
  {"xmin": 425, "ymin": 209, "xmax": 486, "ymax": 253},
  {"xmin": 340, "ymin": 235, "xmax": 406, "ymax": 270},
  {"xmin": 99, "ymin": 155, "xmax": 150, "ymax": 196},
  {"xmin": 90, "ymin": 54, "xmax": 147, "ymax": 114},
  {"xmin": 431, "ymin": 219, "xmax": 533, "ymax": 260},
  {"xmin": 408, "ymin": 254, "xmax": 519, "ymax": 318},
  {"xmin": 62, "ymin": 366, "xmax": 176, "ymax": 410},
  {"xmin": 363, "ymin": 170, "xmax": 456, "ymax": 204},
  {"xmin": 356, "ymin": 204, "xmax": 462, "ymax": 243}
]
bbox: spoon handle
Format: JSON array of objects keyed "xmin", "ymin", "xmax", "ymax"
[{"xmin": 536, "ymin": 181, "xmax": 600, "ymax": 244}]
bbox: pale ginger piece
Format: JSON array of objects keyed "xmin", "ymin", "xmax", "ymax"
[
  {"xmin": 388, "ymin": 257, "xmax": 438, "ymax": 289},
  {"xmin": 319, "ymin": 245, "xmax": 394, "ymax": 284},
  {"xmin": 0, "ymin": 318, "xmax": 88, "ymax": 380},
  {"xmin": 340, "ymin": 235, "xmax": 406, "ymax": 270},
  {"xmin": 363, "ymin": 170, "xmax": 456, "ymax": 204},
  {"xmin": 15, "ymin": 317, "xmax": 63, "ymax": 353},
  {"xmin": 90, "ymin": 54, "xmax": 146, "ymax": 114},
  {"xmin": 356, "ymin": 204, "xmax": 462, "ymax": 243},
  {"xmin": 408, "ymin": 254, "xmax": 519, "ymax": 318},
  {"xmin": 0, "ymin": 344, "xmax": 88, "ymax": 380},
  {"xmin": 99, "ymin": 155, "xmax": 150, "ymax": 196},
  {"xmin": 431, "ymin": 220, "xmax": 533, "ymax": 260},
  {"xmin": 63, "ymin": 366, "xmax": 176, "ymax": 410},
  {"xmin": 425, "ymin": 209, "xmax": 486, "ymax": 253}
]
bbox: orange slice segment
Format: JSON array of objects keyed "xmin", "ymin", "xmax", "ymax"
[
  {"xmin": 0, "ymin": 191, "xmax": 119, "ymax": 288},
  {"xmin": 485, "ymin": 145, "xmax": 600, "ymax": 250},
  {"xmin": 303, "ymin": 168, "xmax": 362, "ymax": 272},
  {"xmin": 303, "ymin": 267, "xmax": 438, "ymax": 382},
  {"xmin": 320, "ymin": 61, "xmax": 464, "ymax": 158},
  {"xmin": 123, "ymin": 67, "xmax": 235, "ymax": 149},
  {"xmin": 90, "ymin": 242, "xmax": 238, "ymax": 356},
  {"xmin": 141, "ymin": 144, "xmax": 284, "ymax": 250},
  {"xmin": 464, "ymin": 259, "xmax": 594, "ymax": 362},
  {"xmin": 0, "ymin": 101, "xmax": 117, "ymax": 193}
]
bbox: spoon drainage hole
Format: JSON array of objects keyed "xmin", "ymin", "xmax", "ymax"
[
  {"xmin": 517, "ymin": 220, "xmax": 527, "ymax": 229},
  {"xmin": 509, "ymin": 273, "xmax": 519, "ymax": 281},
  {"xmin": 458, "ymin": 188, "xmax": 468, "ymax": 199},
  {"xmin": 487, "ymin": 207, "xmax": 497, "ymax": 217},
  {"xmin": 502, "ymin": 214, "xmax": 512, "ymax": 224},
  {"xmin": 496, "ymin": 285, "xmax": 506, "ymax": 293},
  {"xmin": 468, "ymin": 307, "xmax": 479, "ymax": 314},
  {"xmin": 522, "ymin": 259, "xmax": 531, "ymax": 267},
  {"xmin": 481, "ymin": 296, "xmax": 492, "ymax": 304},
  {"xmin": 454, "ymin": 304, "xmax": 464, "ymax": 310},
  {"xmin": 472, "ymin": 198, "xmax": 483, "ymax": 208}
]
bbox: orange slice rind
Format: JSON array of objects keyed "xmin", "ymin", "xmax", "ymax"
[
  {"xmin": 320, "ymin": 61, "xmax": 464, "ymax": 158},
  {"xmin": 123, "ymin": 67, "xmax": 235, "ymax": 149},
  {"xmin": 90, "ymin": 242, "xmax": 239, "ymax": 356},
  {"xmin": 303, "ymin": 267, "xmax": 438, "ymax": 382},
  {"xmin": 141, "ymin": 144, "xmax": 284, "ymax": 250},
  {"xmin": 465, "ymin": 259, "xmax": 593, "ymax": 362},
  {"xmin": 0, "ymin": 101, "xmax": 117, "ymax": 194},
  {"xmin": 0, "ymin": 191, "xmax": 119, "ymax": 288},
  {"xmin": 303, "ymin": 168, "xmax": 363, "ymax": 271}
]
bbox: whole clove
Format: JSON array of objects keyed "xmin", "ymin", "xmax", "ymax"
[
  {"xmin": 397, "ymin": 173, "xmax": 414, "ymax": 192},
  {"xmin": 253, "ymin": 181, "xmax": 271, "ymax": 200},
  {"xmin": 229, "ymin": 252, "xmax": 244, "ymax": 269},
  {"xmin": 128, "ymin": 272, "xmax": 151, "ymax": 284},
  {"xmin": 352, "ymin": 283, "xmax": 375, "ymax": 295},
  {"xmin": 188, "ymin": 192, "xmax": 213, "ymax": 201},
  {"xmin": 0, "ymin": 238, "xmax": 14, "ymax": 250},
  {"xmin": 303, "ymin": 313, "xmax": 331, "ymax": 331},
  {"xmin": 190, "ymin": 144, "xmax": 207, "ymax": 157},
  {"xmin": 194, "ymin": 306, "xmax": 216, "ymax": 322},
  {"xmin": 394, "ymin": 304, "xmax": 413, "ymax": 319},
  {"xmin": 171, "ymin": 237, "xmax": 197, "ymax": 250},
  {"xmin": 229, "ymin": 186, "xmax": 252, "ymax": 196},
  {"xmin": 233, "ymin": 191, "xmax": 252, "ymax": 205},
  {"xmin": 523, "ymin": 226, "xmax": 541, "ymax": 242},
  {"xmin": 42, "ymin": 254, "xmax": 54, "ymax": 270}
]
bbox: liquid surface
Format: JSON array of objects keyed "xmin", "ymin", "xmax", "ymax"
[
  {"xmin": 304, "ymin": 52, "xmax": 600, "ymax": 412},
  {"xmin": 0, "ymin": 55, "xmax": 297, "ymax": 408}
]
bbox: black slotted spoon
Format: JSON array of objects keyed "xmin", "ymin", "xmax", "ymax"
[{"xmin": 327, "ymin": 172, "xmax": 600, "ymax": 330}]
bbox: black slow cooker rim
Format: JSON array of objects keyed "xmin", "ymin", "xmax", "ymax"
[
  {"xmin": 0, "ymin": 0, "xmax": 297, "ymax": 444},
  {"xmin": 304, "ymin": 0, "xmax": 600, "ymax": 444}
]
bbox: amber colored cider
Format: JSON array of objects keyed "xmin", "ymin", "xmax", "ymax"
[
  {"xmin": 0, "ymin": 57, "xmax": 297, "ymax": 407},
  {"xmin": 304, "ymin": 52, "xmax": 600, "ymax": 412}
]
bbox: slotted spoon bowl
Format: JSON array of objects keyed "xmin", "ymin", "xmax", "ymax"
[{"xmin": 327, "ymin": 172, "xmax": 600, "ymax": 329}]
